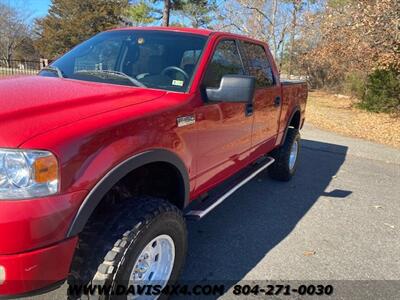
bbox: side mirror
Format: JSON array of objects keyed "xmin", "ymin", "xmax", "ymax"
[{"xmin": 205, "ymin": 75, "xmax": 256, "ymax": 104}]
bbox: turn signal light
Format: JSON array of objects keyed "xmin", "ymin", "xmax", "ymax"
[{"xmin": 33, "ymin": 155, "xmax": 58, "ymax": 183}]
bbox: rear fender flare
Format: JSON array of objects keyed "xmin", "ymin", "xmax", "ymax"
[{"xmin": 281, "ymin": 107, "xmax": 301, "ymax": 145}]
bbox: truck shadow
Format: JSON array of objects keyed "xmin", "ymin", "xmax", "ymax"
[{"xmin": 179, "ymin": 139, "xmax": 350, "ymax": 288}]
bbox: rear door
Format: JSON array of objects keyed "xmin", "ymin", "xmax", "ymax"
[{"xmin": 239, "ymin": 41, "xmax": 282, "ymax": 154}]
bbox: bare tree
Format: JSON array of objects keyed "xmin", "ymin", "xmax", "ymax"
[
  {"xmin": 287, "ymin": 1, "xmax": 301, "ymax": 77},
  {"xmin": 0, "ymin": 3, "xmax": 29, "ymax": 66},
  {"xmin": 294, "ymin": 0, "xmax": 399, "ymax": 88},
  {"xmin": 219, "ymin": 0, "xmax": 315, "ymax": 71}
]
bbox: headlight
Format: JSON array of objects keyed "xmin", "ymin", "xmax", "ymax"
[{"xmin": 0, "ymin": 149, "xmax": 59, "ymax": 199}]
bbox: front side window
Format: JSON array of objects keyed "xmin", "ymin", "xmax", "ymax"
[
  {"xmin": 202, "ymin": 40, "xmax": 244, "ymax": 88},
  {"xmin": 240, "ymin": 42, "xmax": 274, "ymax": 88},
  {"xmin": 41, "ymin": 30, "xmax": 207, "ymax": 92}
]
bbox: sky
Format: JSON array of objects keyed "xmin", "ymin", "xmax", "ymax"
[
  {"xmin": 0, "ymin": 0, "xmax": 51, "ymax": 21},
  {"xmin": 1, "ymin": 0, "xmax": 223, "ymax": 26},
  {"xmin": 0, "ymin": 0, "xmax": 173, "ymax": 25}
]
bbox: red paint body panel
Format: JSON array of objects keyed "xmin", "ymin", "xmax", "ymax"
[
  {"xmin": 276, "ymin": 82, "xmax": 308, "ymax": 146},
  {"xmin": 0, "ymin": 191, "xmax": 86, "ymax": 255},
  {"xmin": 110, "ymin": 26, "xmax": 214, "ymax": 36},
  {"xmin": 0, "ymin": 27, "xmax": 307, "ymax": 296},
  {"xmin": 0, "ymin": 76, "xmax": 166, "ymax": 148},
  {"xmin": 21, "ymin": 92, "xmax": 200, "ymax": 195},
  {"xmin": 0, "ymin": 238, "xmax": 77, "ymax": 296}
]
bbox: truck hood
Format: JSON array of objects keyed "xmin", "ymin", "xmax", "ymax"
[{"xmin": 0, "ymin": 76, "xmax": 166, "ymax": 148}]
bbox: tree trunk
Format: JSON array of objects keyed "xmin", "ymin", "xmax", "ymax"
[
  {"xmin": 162, "ymin": 0, "xmax": 171, "ymax": 27},
  {"xmin": 288, "ymin": 4, "xmax": 298, "ymax": 79},
  {"xmin": 270, "ymin": 0, "xmax": 278, "ymax": 58},
  {"xmin": 6, "ymin": 45, "xmax": 12, "ymax": 68}
]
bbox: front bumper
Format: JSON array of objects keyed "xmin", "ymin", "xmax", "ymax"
[
  {"xmin": 0, "ymin": 191, "xmax": 86, "ymax": 255},
  {"xmin": 0, "ymin": 237, "xmax": 77, "ymax": 296},
  {"xmin": 0, "ymin": 190, "xmax": 87, "ymax": 296}
]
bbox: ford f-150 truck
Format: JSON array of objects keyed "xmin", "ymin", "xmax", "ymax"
[{"xmin": 0, "ymin": 27, "xmax": 307, "ymax": 299}]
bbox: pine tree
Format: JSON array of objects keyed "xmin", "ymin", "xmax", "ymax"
[
  {"xmin": 125, "ymin": 1, "xmax": 155, "ymax": 26},
  {"xmin": 35, "ymin": 0, "xmax": 129, "ymax": 58},
  {"xmin": 152, "ymin": 0, "xmax": 185, "ymax": 27},
  {"xmin": 180, "ymin": 0, "xmax": 217, "ymax": 28}
]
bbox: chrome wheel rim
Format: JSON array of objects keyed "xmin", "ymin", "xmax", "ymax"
[
  {"xmin": 289, "ymin": 140, "xmax": 298, "ymax": 170},
  {"xmin": 129, "ymin": 234, "xmax": 175, "ymax": 299}
]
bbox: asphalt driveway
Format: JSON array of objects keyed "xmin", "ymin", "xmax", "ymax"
[{"xmin": 25, "ymin": 124, "xmax": 400, "ymax": 299}]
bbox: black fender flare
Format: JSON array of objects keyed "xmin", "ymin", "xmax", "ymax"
[
  {"xmin": 281, "ymin": 107, "xmax": 301, "ymax": 145},
  {"xmin": 66, "ymin": 149, "xmax": 190, "ymax": 237}
]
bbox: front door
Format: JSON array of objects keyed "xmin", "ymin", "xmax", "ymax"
[{"xmin": 194, "ymin": 39, "xmax": 253, "ymax": 194}]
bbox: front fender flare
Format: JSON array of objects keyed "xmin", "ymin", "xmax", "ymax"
[{"xmin": 66, "ymin": 149, "xmax": 190, "ymax": 237}]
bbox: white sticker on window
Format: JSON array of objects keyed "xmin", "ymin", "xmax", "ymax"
[{"xmin": 172, "ymin": 80, "xmax": 184, "ymax": 87}]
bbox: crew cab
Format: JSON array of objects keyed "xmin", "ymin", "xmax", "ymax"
[{"xmin": 0, "ymin": 27, "xmax": 307, "ymax": 298}]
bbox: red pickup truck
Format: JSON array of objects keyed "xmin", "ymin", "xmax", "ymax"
[{"xmin": 0, "ymin": 27, "xmax": 307, "ymax": 298}]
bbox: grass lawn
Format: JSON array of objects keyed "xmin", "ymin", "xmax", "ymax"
[{"xmin": 306, "ymin": 91, "xmax": 400, "ymax": 149}]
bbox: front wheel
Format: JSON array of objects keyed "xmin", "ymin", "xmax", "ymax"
[
  {"xmin": 68, "ymin": 197, "xmax": 187, "ymax": 300},
  {"xmin": 269, "ymin": 128, "xmax": 301, "ymax": 181}
]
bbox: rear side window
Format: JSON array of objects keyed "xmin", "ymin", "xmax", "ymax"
[
  {"xmin": 202, "ymin": 40, "xmax": 244, "ymax": 88},
  {"xmin": 240, "ymin": 42, "xmax": 275, "ymax": 88}
]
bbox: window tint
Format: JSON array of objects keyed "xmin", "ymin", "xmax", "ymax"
[
  {"xmin": 180, "ymin": 49, "xmax": 202, "ymax": 75},
  {"xmin": 203, "ymin": 40, "xmax": 244, "ymax": 88},
  {"xmin": 74, "ymin": 36, "xmax": 124, "ymax": 72},
  {"xmin": 240, "ymin": 42, "xmax": 274, "ymax": 87},
  {"xmin": 48, "ymin": 31, "xmax": 207, "ymax": 92},
  {"xmin": 181, "ymin": 50, "xmax": 201, "ymax": 66}
]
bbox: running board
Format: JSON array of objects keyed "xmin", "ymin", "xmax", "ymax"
[{"xmin": 185, "ymin": 156, "xmax": 275, "ymax": 220}]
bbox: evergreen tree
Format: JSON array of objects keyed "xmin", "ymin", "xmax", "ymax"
[
  {"xmin": 35, "ymin": 0, "xmax": 129, "ymax": 58},
  {"xmin": 152, "ymin": 0, "xmax": 185, "ymax": 27},
  {"xmin": 125, "ymin": 1, "xmax": 155, "ymax": 26},
  {"xmin": 180, "ymin": 0, "xmax": 217, "ymax": 28}
]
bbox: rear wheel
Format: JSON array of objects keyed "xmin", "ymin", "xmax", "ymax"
[
  {"xmin": 269, "ymin": 128, "xmax": 300, "ymax": 181},
  {"xmin": 67, "ymin": 196, "xmax": 187, "ymax": 300}
]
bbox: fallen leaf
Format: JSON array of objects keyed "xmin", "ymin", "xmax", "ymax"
[
  {"xmin": 306, "ymin": 91, "xmax": 400, "ymax": 149},
  {"xmin": 373, "ymin": 205, "xmax": 383, "ymax": 209},
  {"xmin": 303, "ymin": 250, "xmax": 316, "ymax": 256},
  {"xmin": 384, "ymin": 223, "xmax": 395, "ymax": 229}
]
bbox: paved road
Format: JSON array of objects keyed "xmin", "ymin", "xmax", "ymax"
[{"xmin": 25, "ymin": 124, "xmax": 400, "ymax": 299}]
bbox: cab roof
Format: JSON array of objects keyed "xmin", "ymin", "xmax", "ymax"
[
  {"xmin": 110, "ymin": 26, "xmax": 214, "ymax": 36},
  {"xmin": 109, "ymin": 26, "xmax": 268, "ymax": 47}
]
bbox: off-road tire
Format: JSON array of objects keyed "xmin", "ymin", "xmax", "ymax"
[
  {"xmin": 269, "ymin": 128, "xmax": 300, "ymax": 181},
  {"xmin": 67, "ymin": 196, "xmax": 187, "ymax": 300}
]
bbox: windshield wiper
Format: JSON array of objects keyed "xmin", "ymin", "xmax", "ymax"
[
  {"xmin": 40, "ymin": 66, "xmax": 64, "ymax": 78},
  {"xmin": 76, "ymin": 70, "xmax": 146, "ymax": 88}
]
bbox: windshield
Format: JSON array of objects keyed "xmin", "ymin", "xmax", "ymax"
[{"xmin": 40, "ymin": 30, "xmax": 207, "ymax": 92}]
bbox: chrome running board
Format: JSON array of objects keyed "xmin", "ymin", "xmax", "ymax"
[{"xmin": 185, "ymin": 156, "xmax": 275, "ymax": 220}]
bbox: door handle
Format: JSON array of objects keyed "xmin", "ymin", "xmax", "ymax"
[
  {"xmin": 245, "ymin": 103, "xmax": 253, "ymax": 117},
  {"xmin": 274, "ymin": 96, "xmax": 281, "ymax": 107}
]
